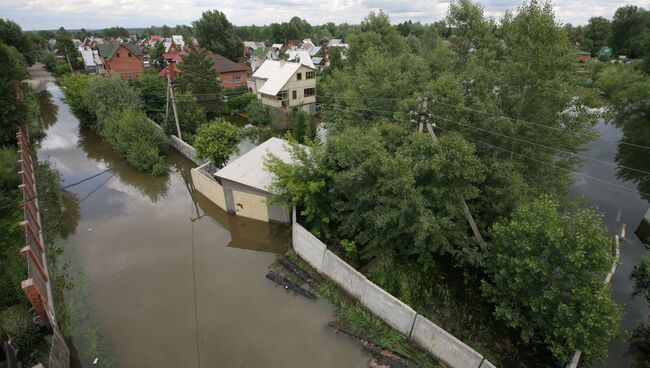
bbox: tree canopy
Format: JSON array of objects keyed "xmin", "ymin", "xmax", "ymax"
[{"xmin": 193, "ymin": 10, "xmax": 242, "ymax": 61}]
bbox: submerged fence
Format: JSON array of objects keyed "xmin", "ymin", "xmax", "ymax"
[
  {"xmin": 16, "ymin": 126, "xmax": 70, "ymax": 368},
  {"xmin": 291, "ymin": 209, "xmax": 496, "ymax": 368}
]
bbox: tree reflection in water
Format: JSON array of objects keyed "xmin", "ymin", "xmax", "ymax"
[{"xmin": 76, "ymin": 127, "xmax": 170, "ymax": 203}]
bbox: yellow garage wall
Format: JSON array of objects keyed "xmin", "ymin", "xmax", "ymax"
[
  {"xmin": 232, "ymin": 190, "xmax": 269, "ymax": 222},
  {"xmin": 191, "ymin": 168, "xmax": 226, "ymax": 211}
]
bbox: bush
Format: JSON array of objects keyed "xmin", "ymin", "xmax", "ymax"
[
  {"xmin": 101, "ymin": 109, "xmax": 168, "ymax": 175},
  {"xmin": 194, "ymin": 119, "xmax": 240, "ymax": 168},
  {"xmin": 289, "ymin": 109, "xmax": 317, "ymax": 143},
  {"xmin": 60, "ymin": 74, "xmax": 94, "ymax": 124},
  {"xmin": 128, "ymin": 70, "xmax": 167, "ymax": 123},
  {"xmin": 83, "ymin": 75, "xmax": 142, "ymax": 131},
  {"xmin": 42, "ymin": 51, "xmax": 57, "ymax": 72},
  {"xmin": 246, "ymin": 99, "xmax": 271, "ymax": 126},
  {"xmin": 227, "ymin": 92, "xmax": 256, "ymax": 112}
]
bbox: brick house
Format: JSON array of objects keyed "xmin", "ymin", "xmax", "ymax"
[
  {"xmin": 209, "ymin": 52, "xmax": 249, "ymax": 89},
  {"xmin": 97, "ymin": 42, "xmax": 144, "ymax": 79}
]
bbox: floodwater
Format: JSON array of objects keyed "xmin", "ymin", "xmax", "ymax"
[
  {"xmin": 572, "ymin": 119, "xmax": 650, "ymax": 367},
  {"xmin": 35, "ymin": 82, "xmax": 369, "ymax": 368}
]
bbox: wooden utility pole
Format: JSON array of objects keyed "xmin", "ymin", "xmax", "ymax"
[
  {"xmin": 417, "ymin": 97, "xmax": 486, "ymax": 250},
  {"xmin": 166, "ymin": 65, "xmax": 183, "ymax": 141}
]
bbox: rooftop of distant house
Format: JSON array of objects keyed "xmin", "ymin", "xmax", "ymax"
[
  {"xmin": 97, "ymin": 42, "xmax": 143, "ymax": 60},
  {"xmin": 209, "ymin": 52, "xmax": 249, "ymax": 73}
]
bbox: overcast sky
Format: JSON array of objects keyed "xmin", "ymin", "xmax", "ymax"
[{"xmin": 1, "ymin": 0, "xmax": 648, "ymax": 31}]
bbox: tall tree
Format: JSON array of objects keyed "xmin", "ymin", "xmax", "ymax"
[
  {"xmin": 0, "ymin": 42, "xmax": 27, "ymax": 145},
  {"xmin": 584, "ymin": 16, "xmax": 612, "ymax": 55},
  {"xmin": 103, "ymin": 26, "xmax": 130, "ymax": 39},
  {"xmin": 610, "ymin": 5, "xmax": 649, "ymax": 56},
  {"xmin": 193, "ymin": 10, "xmax": 242, "ymax": 61},
  {"xmin": 482, "ymin": 195, "xmax": 620, "ymax": 362},
  {"xmin": 0, "ymin": 19, "xmax": 34, "ymax": 64},
  {"xmin": 176, "ymin": 49, "xmax": 223, "ymax": 118}
]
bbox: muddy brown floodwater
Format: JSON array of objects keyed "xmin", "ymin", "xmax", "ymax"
[{"xmin": 36, "ymin": 82, "xmax": 369, "ymax": 367}]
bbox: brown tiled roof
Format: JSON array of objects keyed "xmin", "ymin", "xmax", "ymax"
[{"xmin": 209, "ymin": 53, "xmax": 249, "ymax": 73}]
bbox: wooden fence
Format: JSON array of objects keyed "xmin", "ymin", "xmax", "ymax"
[{"xmin": 16, "ymin": 125, "xmax": 70, "ymax": 368}]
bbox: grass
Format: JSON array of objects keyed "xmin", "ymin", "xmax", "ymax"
[{"xmin": 283, "ymin": 250, "xmax": 439, "ymax": 367}]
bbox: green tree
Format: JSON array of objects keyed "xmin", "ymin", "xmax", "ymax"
[
  {"xmin": 102, "ymin": 26, "xmax": 130, "ymax": 39},
  {"xmin": 194, "ymin": 119, "xmax": 239, "ymax": 168},
  {"xmin": 584, "ymin": 17, "xmax": 612, "ymax": 55},
  {"xmin": 83, "ymin": 75, "xmax": 142, "ymax": 130},
  {"xmin": 177, "ymin": 49, "xmax": 223, "ymax": 117},
  {"xmin": 129, "ymin": 70, "xmax": 167, "ymax": 123},
  {"xmin": 0, "ymin": 19, "xmax": 34, "ymax": 64},
  {"xmin": 101, "ymin": 108, "xmax": 168, "ymax": 175},
  {"xmin": 193, "ymin": 10, "xmax": 243, "ymax": 62},
  {"xmin": 0, "ymin": 42, "xmax": 28, "ymax": 145},
  {"xmin": 289, "ymin": 109, "xmax": 316, "ymax": 143},
  {"xmin": 171, "ymin": 92, "xmax": 206, "ymax": 142},
  {"xmin": 630, "ymin": 255, "xmax": 650, "ymax": 368},
  {"xmin": 148, "ymin": 42, "xmax": 165, "ymax": 70},
  {"xmin": 482, "ymin": 195, "xmax": 620, "ymax": 362},
  {"xmin": 610, "ymin": 5, "xmax": 649, "ymax": 56},
  {"xmin": 60, "ymin": 73, "xmax": 94, "ymax": 124},
  {"xmin": 246, "ymin": 99, "xmax": 271, "ymax": 126},
  {"xmin": 632, "ymin": 255, "xmax": 650, "ymax": 302}
]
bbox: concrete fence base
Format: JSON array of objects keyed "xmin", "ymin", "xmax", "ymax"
[{"xmin": 291, "ymin": 211, "xmax": 496, "ymax": 368}]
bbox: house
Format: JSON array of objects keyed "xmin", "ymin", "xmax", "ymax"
[
  {"xmin": 311, "ymin": 57, "xmax": 326, "ymax": 71},
  {"xmin": 252, "ymin": 59, "xmax": 317, "ymax": 112},
  {"xmin": 286, "ymin": 49, "xmax": 316, "ymax": 69},
  {"xmin": 80, "ymin": 49, "xmax": 97, "ymax": 72},
  {"xmin": 96, "ymin": 42, "xmax": 144, "ymax": 79},
  {"xmin": 209, "ymin": 52, "xmax": 249, "ymax": 89},
  {"xmin": 249, "ymin": 47, "xmax": 270, "ymax": 71},
  {"xmin": 285, "ymin": 39, "xmax": 302, "ymax": 49},
  {"xmin": 578, "ymin": 50, "xmax": 591, "ymax": 63},
  {"xmin": 157, "ymin": 50, "xmax": 188, "ymax": 78},
  {"xmin": 212, "ymin": 137, "xmax": 302, "ymax": 223}
]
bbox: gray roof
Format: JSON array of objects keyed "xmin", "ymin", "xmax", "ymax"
[{"xmin": 215, "ymin": 137, "xmax": 299, "ymax": 192}]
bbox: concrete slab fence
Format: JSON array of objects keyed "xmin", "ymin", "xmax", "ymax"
[{"xmin": 291, "ymin": 210, "xmax": 495, "ymax": 368}]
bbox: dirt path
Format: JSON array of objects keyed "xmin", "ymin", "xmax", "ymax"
[{"xmin": 25, "ymin": 62, "xmax": 56, "ymax": 92}]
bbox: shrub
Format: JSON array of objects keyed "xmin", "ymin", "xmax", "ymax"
[
  {"xmin": 246, "ymin": 99, "xmax": 271, "ymax": 126},
  {"xmin": 101, "ymin": 109, "xmax": 168, "ymax": 175},
  {"xmin": 60, "ymin": 74, "xmax": 94, "ymax": 124},
  {"xmin": 83, "ymin": 75, "xmax": 141, "ymax": 131},
  {"xmin": 227, "ymin": 92, "xmax": 256, "ymax": 112},
  {"xmin": 194, "ymin": 119, "xmax": 240, "ymax": 168},
  {"xmin": 289, "ymin": 109, "xmax": 317, "ymax": 143}
]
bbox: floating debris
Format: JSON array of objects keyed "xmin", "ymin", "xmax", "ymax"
[
  {"xmin": 265, "ymin": 271, "xmax": 317, "ymax": 300},
  {"xmin": 329, "ymin": 323, "xmax": 414, "ymax": 368},
  {"xmin": 279, "ymin": 256, "xmax": 317, "ymax": 287}
]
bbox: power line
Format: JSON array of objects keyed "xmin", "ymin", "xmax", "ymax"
[
  {"xmin": 434, "ymin": 115, "xmax": 650, "ymax": 177},
  {"xmin": 321, "ymin": 103, "xmax": 650, "ymax": 177},
  {"xmin": 0, "ymin": 161, "xmax": 127, "ymax": 211},
  {"xmin": 318, "ymin": 93, "xmax": 650, "ymax": 152},
  {"xmin": 430, "ymin": 124, "xmax": 650, "ymax": 198}
]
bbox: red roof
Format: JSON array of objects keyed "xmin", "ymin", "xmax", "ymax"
[
  {"xmin": 209, "ymin": 52, "xmax": 248, "ymax": 73},
  {"xmin": 150, "ymin": 35, "xmax": 162, "ymax": 41},
  {"xmin": 163, "ymin": 53, "xmax": 184, "ymax": 63}
]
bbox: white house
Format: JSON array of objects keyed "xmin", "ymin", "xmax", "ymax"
[
  {"xmin": 286, "ymin": 50, "xmax": 315, "ymax": 69},
  {"xmin": 252, "ymin": 59, "xmax": 317, "ymax": 113}
]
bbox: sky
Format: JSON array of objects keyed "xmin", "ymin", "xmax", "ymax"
[{"xmin": 1, "ymin": 0, "xmax": 648, "ymax": 31}]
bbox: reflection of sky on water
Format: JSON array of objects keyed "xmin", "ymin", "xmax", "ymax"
[
  {"xmin": 573, "ymin": 121, "xmax": 649, "ymax": 368},
  {"xmin": 36, "ymin": 82, "xmax": 369, "ymax": 368}
]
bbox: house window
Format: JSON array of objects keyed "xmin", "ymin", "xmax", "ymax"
[
  {"xmin": 296, "ymin": 72, "xmax": 302, "ymax": 80},
  {"xmin": 128, "ymin": 52, "xmax": 132, "ymax": 57},
  {"xmin": 233, "ymin": 76, "xmax": 242, "ymax": 83},
  {"xmin": 304, "ymin": 88, "xmax": 315, "ymax": 97},
  {"xmin": 116, "ymin": 52, "xmax": 120, "ymax": 58},
  {"xmin": 292, "ymin": 90, "xmax": 297, "ymax": 99},
  {"xmin": 306, "ymin": 71, "xmax": 315, "ymax": 79},
  {"xmin": 277, "ymin": 91, "xmax": 288, "ymax": 101}
]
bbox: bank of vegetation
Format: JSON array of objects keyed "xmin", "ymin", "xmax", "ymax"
[
  {"xmin": 263, "ymin": 1, "xmax": 650, "ymax": 366},
  {"xmin": 0, "ymin": 19, "xmax": 81, "ymax": 364}
]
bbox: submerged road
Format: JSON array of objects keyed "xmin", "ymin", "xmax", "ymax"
[{"xmin": 34, "ymin": 77, "xmax": 369, "ymax": 367}]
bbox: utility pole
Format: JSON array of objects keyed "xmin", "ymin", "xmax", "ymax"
[
  {"xmin": 417, "ymin": 97, "xmax": 486, "ymax": 251},
  {"xmin": 166, "ymin": 64, "xmax": 183, "ymax": 141}
]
